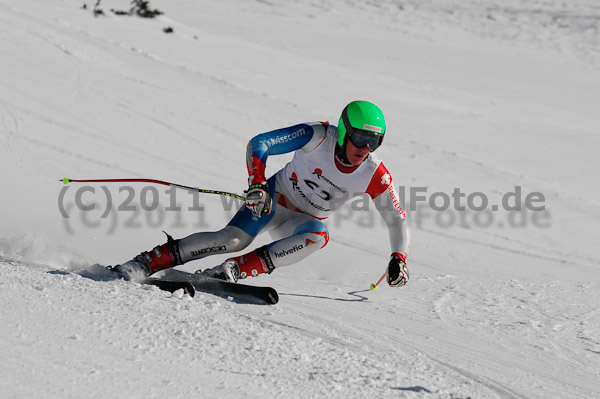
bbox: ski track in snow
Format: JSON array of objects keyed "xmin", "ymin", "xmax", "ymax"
[
  {"xmin": 3, "ymin": 260, "xmax": 599, "ymax": 398},
  {"xmin": 0, "ymin": 261, "xmax": 475, "ymax": 398},
  {"xmin": 1, "ymin": 0, "xmax": 600, "ymax": 398}
]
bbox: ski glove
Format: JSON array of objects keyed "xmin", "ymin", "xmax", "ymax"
[
  {"xmin": 387, "ymin": 253, "xmax": 409, "ymax": 287},
  {"xmin": 245, "ymin": 182, "xmax": 272, "ymax": 218}
]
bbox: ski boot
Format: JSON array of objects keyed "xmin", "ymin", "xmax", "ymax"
[
  {"xmin": 202, "ymin": 245, "xmax": 274, "ymax": 283},
  {"xmin": 111, "ymin": 233, "xmax": 182, "ymax": 281},
  {"xmin": 202, "ymin": 259, "xmax": 241, "ymax": 282}
]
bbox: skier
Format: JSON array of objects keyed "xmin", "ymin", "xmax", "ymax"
[{"xmin": 114, "ymin": 101, "xmax": 411, "ymax": 287}]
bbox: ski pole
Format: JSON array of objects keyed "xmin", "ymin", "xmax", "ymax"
[
  {"xmin": 60, "ymin": 177, "xmax": 246, "ymax": 201},
  {"xmin": 370, "ymin": 271, "xmax": 387, "ymax": 290}
]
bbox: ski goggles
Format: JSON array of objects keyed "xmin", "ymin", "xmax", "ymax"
[{"xmin": 347, "ymin": 128, "xmax": 383, "ymax": 152}]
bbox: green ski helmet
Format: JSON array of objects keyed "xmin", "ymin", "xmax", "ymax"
[{"xmin": 337, "ymin": 100, "xmax": 386, "ymax": 151}]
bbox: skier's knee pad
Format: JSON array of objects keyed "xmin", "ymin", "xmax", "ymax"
[
  {"xmin": 222, "ymin": 226, "xmax": 254, "ymax": 252},
  {"xmin": 305, "ymin": 230, "xmax": 330, "ymax": 249},
  {"xmin": 293, "ymin": 220, "xmax": 329, "ymax": 248}
]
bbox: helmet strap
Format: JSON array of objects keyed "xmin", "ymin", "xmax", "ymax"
[{"xmin": 335, "ymin": 141, "xmax": 353, "ymax": 167}]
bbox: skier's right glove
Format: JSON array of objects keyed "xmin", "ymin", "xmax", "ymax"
[
  {"xmin": 387, "ymin": 253, "xmax": 409, "ymax": 287},
  {"xmin": 245, "ymin": 181, "xmax": 272, "ymax": 218}
]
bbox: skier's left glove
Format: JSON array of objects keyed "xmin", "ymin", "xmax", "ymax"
[
  {"xmin": 245, "ymin": 181, "xmax": 272, "ymax": 218},
  {"xmin": 387, "ymin": 253, "xmax": 409, "ymax": 287}
]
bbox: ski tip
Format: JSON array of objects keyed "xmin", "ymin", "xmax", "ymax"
[
  {"xmin": 145, "ymin": 279, "xmax": 196, "ymax": 298},
  {"xmin": 267, "ymin": 289, "xmax": 279, "ymax": 305},
  {"xmin": 183, "ymin": 284, "xmax": 196, "ymax": 298}
]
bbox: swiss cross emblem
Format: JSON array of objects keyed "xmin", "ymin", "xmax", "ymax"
[{"xmin": 381, "ymin": 173, "xmax": 391, "ymax": 185}]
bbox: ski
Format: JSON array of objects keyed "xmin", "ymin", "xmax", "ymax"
[
  {"xmin": 160, "ymin": 269, "xmax": 279, "ymax": 305},
  {"xmin": 50, "ymin": 267, "xmax": 196, "ymax": 298},
  {"xmin": 99, "ymin": 266, "xmax": 196, "ymax": 297},
  {"xmin": 101, "ymin": 266, "xmax": 277, "ymax": 304},
  {"xmin": 143, "ymin": 278, "xmax": 195, "ymax": 297}
]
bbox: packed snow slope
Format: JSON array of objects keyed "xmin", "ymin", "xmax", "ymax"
[{"xmin": 1, "ymin": 0, "xmax": 599, "ymax": 398}]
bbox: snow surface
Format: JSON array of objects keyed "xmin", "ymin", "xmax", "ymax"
[{"xmin": 1, "ymin": 0, "xmax": 599, "ymax": 398}]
